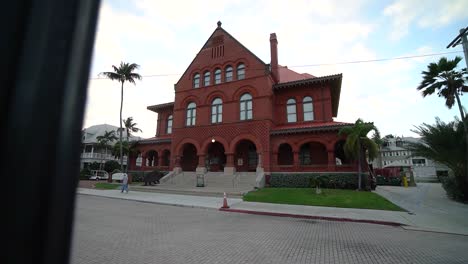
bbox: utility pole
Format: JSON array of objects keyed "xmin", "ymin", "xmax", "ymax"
[
  {"xmin": 447, "ymin": 26, "xmax": 468, "ymax": 199},
  {"xmin": 447, "ymin": 27, "xmax": 468, "ymax": 69}
]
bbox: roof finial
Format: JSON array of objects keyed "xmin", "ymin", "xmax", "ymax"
[{"xmin": 217, "ymin": 21, "xmax": 222, "ymax": 28}]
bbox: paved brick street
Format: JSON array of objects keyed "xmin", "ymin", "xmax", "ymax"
[{"xmin": 71, "ymin": 195, "xmax": 468, "ymax": 264}]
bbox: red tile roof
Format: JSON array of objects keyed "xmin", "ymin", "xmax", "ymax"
[
  {"xmin": 147, "ymin": 102, "xmax": 174, "ymax": 113},
  {"xmin": 278, "ymin": 65, "xmax": 315, "ymax": 83},
  {"xmin": 271, "ymin": 121, "xmax": 352, "ymax": 135},
  {"xmin": 138, "ymin": 136, "xmax": 172, "ymax": 145}
]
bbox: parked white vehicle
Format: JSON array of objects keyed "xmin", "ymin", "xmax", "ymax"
[
  {"xmin": 88, "ymin": 170, "xmax": 109, "ymax": 180},
  {"xmin": 112, "ymin": 172, "xmax": 127, "ymax": 181}
]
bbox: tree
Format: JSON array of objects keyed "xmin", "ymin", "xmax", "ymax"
[
  {"xmin": 417, "ymin": 56, "xmax": 468, "ymax": 190},
  {"xmin": 122, "ymin": 117, "xmax": 142, "ymax": 142},
  {"xmin": 120, "ymin": 117, "xmax": 142, "ymax": 172},
  {"xmin": 338, "ymin": 119, "xmax": 379, "ymax": 190},
  {"xmin": 407, "ymin": 118, "xmax": 467, "ymax": 201},
  {"xmin": 96, "ymin": 130, "xmax": 117, "ymax": 170},
  {"xmin": 104, "ymin": 160, "xmax": 120, "ymax": 174},
  {"xmin": 371, "ymin": 127, "xmax": 384, "ymax": 168},
  {"xmin": 100, "ymin": 62, "xmax": 142, "ymax": 172},
  {"xmin": 112, "ymin": 140, "xmax": 138, "ymax": 171}
]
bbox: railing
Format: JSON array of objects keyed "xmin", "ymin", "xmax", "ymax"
[
  {"xmin": 232, "ymin": 172, "xmax": 240, "ymax": 188},
  {"xmin": 80, "ymin": 153, "xmax": 128, "ymax": 164}
]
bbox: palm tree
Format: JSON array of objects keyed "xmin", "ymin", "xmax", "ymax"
[
  {"xmin": 122, "ymin": 117, "xmax": 142, "ymax": 142},
  {"xmin": 100, "ymin": 62, "xmax": 142, "ymax": 171},
  {"xmin": 417, "ymin": 56, "xmax": 468, "ymax": 190},
  {"xmin": 338, "ymin": 119, "xmax": 379, "ymax": 190},
  {"xmin": 121, "ymin": 117, "xmax": 142, "ymax": 172},
  {"xmin": 96, "ymin": 130, "xmax": 118, "ymax": 171},
  {"xmin": 407, "ymin": 118, "xmax": 467, "ymax": 201}
]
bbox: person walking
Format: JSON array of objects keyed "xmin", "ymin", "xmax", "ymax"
[{"xmin": 121, "ymin": 173, "xmax": 129, "ymax": 193}]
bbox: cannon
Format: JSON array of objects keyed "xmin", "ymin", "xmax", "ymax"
[{"xmin": 143, "ymin": 170, "xmax": 162, "ymax": 186}]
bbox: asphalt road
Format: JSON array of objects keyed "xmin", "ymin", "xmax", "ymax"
[{"xmin": 70, "ymin": 195, "xmax": 468, "ymax": 264}]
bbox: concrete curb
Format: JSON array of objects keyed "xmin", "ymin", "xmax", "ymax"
[
  {"xmin": 219, "ymin": 208, "xmax": 405, "ymax": 227},
  {"xmin": 77, "ymin": 192, "xmax": 219, "ymax": 211}
]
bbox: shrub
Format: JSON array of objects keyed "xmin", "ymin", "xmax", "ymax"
[
  {"xmin": 104, "ymin": 160, "xmax": 120, "ymax": 173},
  {"xmin": 440, "ymin": 176, "xmax": 465, "ymax": 201},
  {"xmin": 88, "ymin": 161, "xmax": 101, "ymax": 170},
  {"xmin": 376, "ymin": 175, "xmax": 402, "ymax": 186},
  {"xmin": 270, "ymin": 173, "xmax": 367, "ymax": 190},
  {"xmin": 79, "ymin": 168, "xmax": 91, "ymax": 180}
]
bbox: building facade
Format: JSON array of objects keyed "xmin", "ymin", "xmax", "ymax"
[
  {"xmin": 81, "ymin": 124, "xmax": 141, "ymax": 170},
  {"xmin": 372, "ymin": 136, "xmax": 449, "ymax": 180},
  {"xmin": 131, "ymin": 22, "xmax": 357, "ymax": 176}
]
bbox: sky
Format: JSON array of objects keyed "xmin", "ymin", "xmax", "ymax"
[{"xmin": 84, "ymin": 0, "xmax": 468, "ymax": 139}]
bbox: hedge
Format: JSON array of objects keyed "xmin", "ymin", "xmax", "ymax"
[
  {"xmin": 376, "ymin": 176, "xmax": 401, "ymax": 186},
  {"xmin": 270, "ymin": 173, "xmax": 368, "ymax": 189}
]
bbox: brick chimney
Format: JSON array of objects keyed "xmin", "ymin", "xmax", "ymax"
[{"xmin": 270, "ymin": 33, "xmax": 279, "ymax": 83}]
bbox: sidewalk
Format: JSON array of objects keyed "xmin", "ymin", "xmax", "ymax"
[
  {"xmin": 77, "ymin": 187, "xmax": 468, "ymax": 236},
  {"xmin": 375, "ymin": 183, "xmax": 468, "ymax": 236}
]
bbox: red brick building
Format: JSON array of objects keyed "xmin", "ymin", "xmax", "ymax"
[{"xmin": 130, "ymin": 22, "xmax": 356, "ymax": 176}]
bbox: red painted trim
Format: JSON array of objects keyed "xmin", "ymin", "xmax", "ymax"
[{"xmin": 218, "ymin": 208, "xmax": 404, "ymax": 227}]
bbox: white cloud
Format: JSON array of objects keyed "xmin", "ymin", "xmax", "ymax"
[{"xmin": 384, "ymin": 0, "xmax": 468, "ymax": 40}]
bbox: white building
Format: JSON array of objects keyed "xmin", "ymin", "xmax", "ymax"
[
  {"xmin": 81, "ymin": 124, "xmax": 142, "ymax": 170},
  {"xmin": 372, "ymin": 136, "xmax": 449, "ymax": 181}
]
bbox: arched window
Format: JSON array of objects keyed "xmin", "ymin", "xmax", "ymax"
[
  {"xmin": 203, "ymin": 71, "xmax": 211, "ymax": 86},
  {"xmin": 214, "ymin": 68, "xmax": 222, "ymax": 84},
  {"xmin": 240, "ymin": 93, "xmax": 252, "ymax": 120},
  {"xmin": 186, "ymin": 102, "xmax": 196, "ymax": 126},
  {"xmin": 166, "ymin": 115, "xmax": 173, "ymax": 134},
  {"xmin": 237, "ymin": 63, "xmax": 245, "ymax": 80},
  {"xmin": 303, "ymin": 96, "xmax": 314, "ymax": 121},
  {"xmin": 225, "ymin": 66, "xmax": 233, "ymax": 82},
  {"xmin": 193, "ymin": 73, "xmax": 200, "ymax": 88},
  {"xmin": 286, "ymin": 98, "xmax": 297, "ymax": 123},
  {"xmin": 211, "ymin": 98, "xmax": 223, "ymax": 124}
]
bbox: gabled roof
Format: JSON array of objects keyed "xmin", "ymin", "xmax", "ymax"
[
  {"xmin": 175, "ymin": 21, "xmax": 267, "ymax": 86},
  {"xmin": 81, "ymin": 124, "xmax": 141, "ymax": 144},
  {"xmin": 147, "ymin": 102, "xmax": 174, "ymax": 113},
  {"xmin": 278, "ymin": 65, "xmax": 315, "ymax": 83},
  {"xmin": 273, "ymin": 73, "xmax": 343, "ymax": 117},
  {"xmin": 271, "ymin": 121, "xmax": 352, "ymax": 135}
]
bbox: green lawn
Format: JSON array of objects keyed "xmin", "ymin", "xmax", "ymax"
[
  {"xmin": 94, "ymin": 182, "xmax": 120, "ymax": 190},
  {"xmin": 243, "ymin": 188, "xmax": 404, "ymax": 211}
]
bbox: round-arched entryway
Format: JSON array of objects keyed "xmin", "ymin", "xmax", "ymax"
[
  {"xmin": 234, "ymin": 139, "xmax": 258, "ymax": 172},
  {"xmin": 206, "ymin": 141, "xmax": 226, "ymax": 172},
  {"xmin": 181, "ymin": 143, "xmax": 198, "ymax": 171}
]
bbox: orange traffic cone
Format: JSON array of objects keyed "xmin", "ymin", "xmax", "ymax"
[{"xmin": 221, "ymin": 192, "xmax": 230, "ymax": 209}]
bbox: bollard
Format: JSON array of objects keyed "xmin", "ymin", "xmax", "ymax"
[{"xmin": 403, "ymin": 176, "xmax": 408, "ymax": 188}]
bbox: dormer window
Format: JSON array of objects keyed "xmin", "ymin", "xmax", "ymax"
[
  {"xmin": 214, "ymin": 68, "xmax": 222, "ymax": 84},
  {"xmin": 225, "ymin": 66, "xmax": 233, "ymax": 82},
  {"xmin": 237, "ymin": 63, "xmax": 245, "ymax": 80},
  {"xmin": 193, "ymin": 73, "xmax": 200, "ymax": 88},
  {"xmin": 204, "ymin": 71, "xmax": 211, "ymax": 86}
]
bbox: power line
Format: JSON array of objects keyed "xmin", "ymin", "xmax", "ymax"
[
  {"xmin": 290, "ymin": 50, "xmax": 464, "ymax": 67},
  {"xmin": 89, "ymin": 50, "xmax": 463, "ymax": 80}
]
